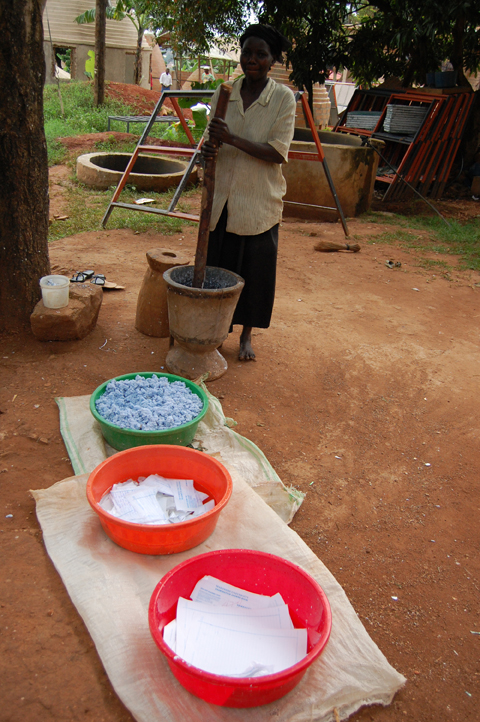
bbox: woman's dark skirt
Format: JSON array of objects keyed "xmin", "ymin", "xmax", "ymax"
[{"xmin": 206, "ymin": 204, "xmax": 278, "ymax": 329}]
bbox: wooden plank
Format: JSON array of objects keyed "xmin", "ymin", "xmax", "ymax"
[{"xmin": 193, "ymin": 83, "xmax": 232, "ymax": 288}]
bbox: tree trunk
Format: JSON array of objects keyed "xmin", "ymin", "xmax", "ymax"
[
  {"xmin": 306, "ymin": 77, "xmax": 314, "ymax": 116},
  {"xmin": 94, "ymin": 0, "xmax": 106, "ymax": 105},
  {"xmin": 134, "ymin": 25, "xmax": 143, "ymax": 85},
  {"xmin": 461, "ymin": 89, "xmax": 480, "ymax": 168},
  {"xmin": 451, "ymin": 12, "xmax": 478, "ymax": 166},
  {"xmin": 0, "ymin": 0, "xmax": 50, "ymax": 332},
  {"xmin": 450, "ymin": 12, "xmax": 469, "ymax": 88}
]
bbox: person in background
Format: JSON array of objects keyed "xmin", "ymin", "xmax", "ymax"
[
  {"xmin": 202, "ymin": 66, "xmax": 215, "ymax": 83},
  {"xmin": 202, "ymin": 24, "xmax": 296, "ymax": 361},
  {"xmin": 160, "ymin": 67, "xmax": 172, "ymax": 92}
]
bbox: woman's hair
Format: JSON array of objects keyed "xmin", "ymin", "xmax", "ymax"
[{"xmin": 239, "ymin": 24, "xmax": 291, "ymax": 64}]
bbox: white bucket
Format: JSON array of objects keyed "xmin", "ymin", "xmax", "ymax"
[{"xmin": 40, "ymin": 275, "xmax": 70, "ymax": 309}]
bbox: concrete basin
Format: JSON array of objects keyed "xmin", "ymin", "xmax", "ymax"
[
  {"xmin": 76, "ymin": 152, "xmax": 197, "ymax": 191},
  {"xmin": 283, "ymin": 129, "xmax": 384, "ymax": 219}
]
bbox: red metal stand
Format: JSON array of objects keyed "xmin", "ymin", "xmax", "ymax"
[{"xmin": 102, "ymin": 88, "xmax": 349, "ymax": 237}]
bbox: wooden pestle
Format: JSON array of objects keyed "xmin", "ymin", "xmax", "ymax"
[{"xmin": 192, "ymin": 83, "xmax": 232, "ymax": 288}]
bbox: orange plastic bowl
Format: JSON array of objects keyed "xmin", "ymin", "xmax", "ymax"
[
  {"xmin": 86, "ymin": 445, "xmax": 232, "ymax": 555},
  {"xmin": 149, "ymin": 549, "xmax": 332, "ymax": 707}
]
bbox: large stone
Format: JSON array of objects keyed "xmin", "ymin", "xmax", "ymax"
[{"xmin": 30, "ymin": 284, "xmax": 103, "ymax": 341}]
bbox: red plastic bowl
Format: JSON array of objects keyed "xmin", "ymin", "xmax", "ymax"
[
  {"xmin": 86, "ymin": 445, "xmax": 232, "ymax": 555},
  {"xmin": 148, "ymin": 549, "xmax": 332, "ymax": 707}
]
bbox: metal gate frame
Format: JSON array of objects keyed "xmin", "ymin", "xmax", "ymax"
[{"xmin": 101, "ymin": 88, "xmax": 349, "ymax": 237}]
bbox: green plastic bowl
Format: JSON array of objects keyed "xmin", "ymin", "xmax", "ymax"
[{"xmin": 90, "ymin": 372, "xmax": 209, "ymax": 451}]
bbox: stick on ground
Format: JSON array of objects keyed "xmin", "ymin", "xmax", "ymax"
[{"xmin": 314, "ymin": 240, "xmax": 361, "ymax": 253}]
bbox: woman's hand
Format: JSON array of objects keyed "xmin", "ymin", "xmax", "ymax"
[
  {"xmin": 207, "ymin": 117, "xmax": 233, "ymax": 146},
  {"xmin": 202, "ymin": 118, "xmax": 230, "ymax": 161},
  {"xmin": 201, "ymin": 138, "xmax": 221, "ymax": 160}
]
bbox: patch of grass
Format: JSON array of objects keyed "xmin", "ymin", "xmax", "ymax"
[
  {"xmin": 368, "ymin": 229, "xmax": 416, "ymax": 245},
  {"xmin": 93, "ymin": 138, "xmax": 138, "ymax": 154},
  {"xmin": 45, "ymin": 81, "xmax": 204, "ymax": 238},
  {"xmin": 48, "ymin": 138, "xmax": 69, "ymax": 165},
  {"xmin": 426, "ymin": 218, "xmax": 480, "ymax": 271},
  {"xmin": 416, "ymin": 257, "xmax": 450, "ymax": 271},
  {"xmin": 44, "ymin": 81, "xmax": 175, "ymax": 165},
  {"xmin": 48, "ymin": 180, "xmax": 198, "ymax": 242},
  {"xmin": 44, "ymin": 81, "xmax": 137, "ymax": 165},
  {"xmin": 44, "ymin": 79, "xmax": 202, "ymax": 160},
  {"xmin": 362, "ymin": 212, "xmax": 480, "ymax": 271}
]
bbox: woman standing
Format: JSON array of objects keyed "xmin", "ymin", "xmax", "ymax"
[{"xmin": 202, "ymin": 24, "xmax": 296, "ymax": 361}]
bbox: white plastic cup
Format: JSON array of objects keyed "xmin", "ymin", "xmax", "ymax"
[{"xmin": 39, "ymin": 275, "xmax": 70, "ymax": 309}]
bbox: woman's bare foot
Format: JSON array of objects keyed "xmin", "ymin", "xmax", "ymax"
[{"xmin": 239, "ymin": 326, "xmax": 256, "ymax": 360}]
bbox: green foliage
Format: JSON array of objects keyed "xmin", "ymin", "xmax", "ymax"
[
  {"xmin": 44, "ymin": 81, "xmax": 123, "ymax": 123},
  {"xmin": 85, "ymin": 50, "xmax": 95, "ymax": 79},
  {"xmin": 74, "ymin": 7, "xmax": 96, "ymax": 24},
  {"xmin": 191, "ymin": 78, "xmax": 224, "ymax": 91},
  {"xmin": 151, "ymin": 0, "xmax": 479, "ymax": 108},
  {"xmin": 191, "ymin": 107, "xmax": 208, "ymax": 131},
  {"xmin": 260, "ymin": 0, "xmax": 353, "ymax": 92},
  {"xmin": 158, "ymin": 120, "xmax": 204, "ymax": 143},
  {"xmin": 180, "ymin": 58, "xmax": 198, "ymax": 72},
  {"xmin": 346, "ymin": 0, "xmax": 480, "ymax": 87},
  {"xmin": 47, "ymin": 139, "xmax": 69, "ymax": 166},
  {"xmin": 416, "ymin": 257, "xmax": 451, "ymax": 270},
  {"xmin": 149, "ymin": 0, "xmax": 354, "ymax": 104},
  {"xmin": 148, "ymin": 0, "xmax": 256, "ymax": 55},
  {"xmin": 57, "ymin": 48, "xmax": 71, "ymax": 73},
  {"xmin": 76, "ymin": 0, "xmax": 478, "ymax": 100}
]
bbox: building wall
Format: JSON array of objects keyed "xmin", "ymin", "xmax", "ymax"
[
  {"xmin": 150, "ymin": 44, "xmax": 166, "ymax": 91},
  {"xmin": 43, "ymin": 0, "xmax": 151, "ymax": 87}
]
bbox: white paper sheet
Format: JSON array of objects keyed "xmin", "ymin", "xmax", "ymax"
[
  {"xmin": 175, "ymin": 597, "xmax": 295, "ymax": 655},
  {"xmin": 181, "ymin": 618, "xmax": 307, "ymax": 677},
  {"xmin": 171, "ymin": 478, "xmax": 208, "ymax": 511},
  {"xmin": 190, "ymin": 575, "xmax": 284, "ymax": 610},
  {"xmin": 172, "ymin": 596, "xmax": 301, "ymax": 677},
  {"xmin": 163, "ymin": 619, "xmax": 177, "ymax": 652},
  {"xmin": 141, "ymin": 474, "xmax": 175, "ymax": 494},
  {"xmin": 189, "ymin": 499, "xmax": 215, "ymax": 518},
  {"xmin": 101, "ymin": 475, "xmax": 212, "ymax": 524},
  {"xmin": 129, "ymin": 487, "xmax": 168, "ymax": 523}
]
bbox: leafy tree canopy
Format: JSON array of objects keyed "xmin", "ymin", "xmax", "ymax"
[
  {"xmin": 259, "ymin": 0, "xmax": 356, "ymax": 94},
  {"xmin": 145, "ymin": 0, "xmax": 479, "ymax": 93},
  {"xmin": 346, "ymin": 0, "xmax": 480, "ymax": 87},
  {"xmin": 147, "ymin": 0, "xmax": 256, "ymax": 55}
]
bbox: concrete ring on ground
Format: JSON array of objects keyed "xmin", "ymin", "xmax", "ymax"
[{"xmin": 76, "ymin": 152, "xmax": 197, "ymax": 192}]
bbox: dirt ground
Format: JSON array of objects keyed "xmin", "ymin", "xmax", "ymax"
[
  {"xmin": 104, "ymin": 81, "xmax": 193, "ymax": 119},
  {"xmin": 2, "ymin": 140, "xmax": 480, "ymax": 721}
]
